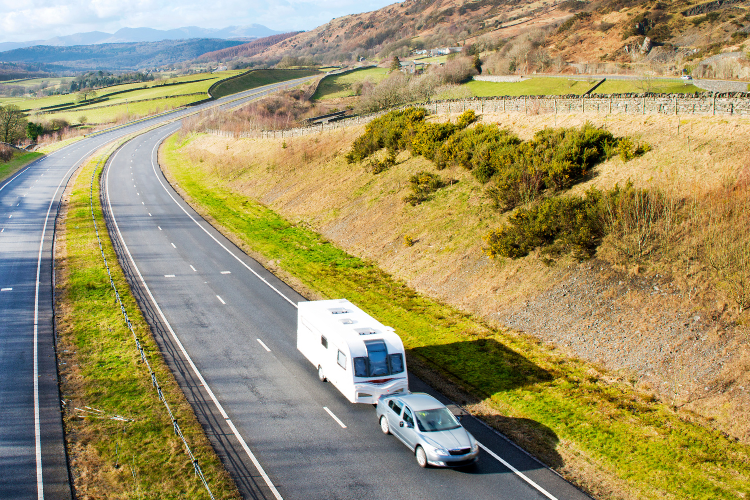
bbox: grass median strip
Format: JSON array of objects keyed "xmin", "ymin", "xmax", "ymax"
[
  {"xmin": 161, "ymin": 131, "xmax": 750, "ymax": 500},
  {"xmin": 56, "ymin": 144, "xmax": 239, "ymax": 499}
]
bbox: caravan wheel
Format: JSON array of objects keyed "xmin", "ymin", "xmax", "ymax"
[{"xmin": 318, "ymin": 365, "xmax": 327, "ymax": 382}]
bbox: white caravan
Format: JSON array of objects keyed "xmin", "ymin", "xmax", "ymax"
[{"xmin": 297, "ymin": 299, "xmax": 409, "ymax": 404}]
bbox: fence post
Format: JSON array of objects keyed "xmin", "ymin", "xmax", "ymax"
[{"xmin": 713, "ymin": 93, "xmax": 716, "ymax": 116}]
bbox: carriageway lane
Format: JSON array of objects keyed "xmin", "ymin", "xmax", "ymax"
[
  {"xmin": 0, "ymin": 75, "xmax": 316, "ymax": 500},
  {"xmin": 103, "ymin": 121, "xmax": 592, "ymax": 499}
]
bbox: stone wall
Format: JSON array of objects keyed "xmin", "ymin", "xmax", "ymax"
[{"xmin": 207, "ymin": 92, "xmax": 750, "ymax": 140}]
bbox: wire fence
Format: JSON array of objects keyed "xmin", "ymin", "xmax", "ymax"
[{"xmin": 87, "ymin": 150, "xmax": 215, "ymax": 500}]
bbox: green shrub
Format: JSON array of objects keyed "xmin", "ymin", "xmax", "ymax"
[
  {"xmin": 367, "ymin": 151, "xmax": 397, "ymax": 173},
  {"xmin": 484, "ymin": 189, "xmax": 607, "ymax": 260},
  {"xmin": 617, "ymin": 137, "xmax": 652, "ymax": 162},
  {"xmin": 345, "ymin": 107, "xmax": 426, "ymax": 163},
  {"xmin": 404, "ymin": 171, "xmax": 445, "ymax": 205}
]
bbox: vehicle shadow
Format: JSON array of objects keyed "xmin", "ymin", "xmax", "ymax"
[{"xmin": 407, "ymin": 338, "xmax": 564, "ymax": 469}]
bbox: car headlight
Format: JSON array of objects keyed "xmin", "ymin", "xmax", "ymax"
[
  {"xmin": 431, "ymin": 446, "xmax": 449, "ymax": 456},
  {"xmin": 471, "ymin": 440, "xmax": 479, "ymax": 452}
]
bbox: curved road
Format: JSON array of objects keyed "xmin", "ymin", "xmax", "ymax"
[
  {"xmin": 100, "ymin": 124, "xmax": 592, "ymax": 499},
  {"xmin": 0, "ymin": 75, "xmax": 315, "ymax": 500}
]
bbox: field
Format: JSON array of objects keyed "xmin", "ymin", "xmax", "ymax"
[
  {"xmin": 312, "ymin": 67, "xmax": 390, "ymax": 100},
  {"xmin": 160, "ymin": 112, "xmax": 750, "ymax": 500},
  {"xmin": 465, "ymin": 77, "xmax": 702, "ymax": 97},
  {"xmin": 210, "ymin": 69, "xmax": 320, "ymax": 99},
  {"xmin": 44, "ymin": 94, "xmax": 203, "ymax": 125},
  {"xmin": 57, "ymin": 144, "xmax": 239, "ymax": 499}
]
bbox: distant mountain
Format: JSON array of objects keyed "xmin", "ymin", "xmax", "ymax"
[
  {"xmin": 0, "ymin": 39, "xmax": 247, "ymax": 71},
  {"xmin": 0, "ymin": 25, "xmax": 280, "ymax": 52}
]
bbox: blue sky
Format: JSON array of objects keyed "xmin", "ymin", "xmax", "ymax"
[{"xmin": 0, "ymin": 0, "xmax": 398, "ymax": 42}]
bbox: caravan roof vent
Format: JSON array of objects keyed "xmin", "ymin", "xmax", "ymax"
[
  {"xmin": 339, "ymin": 318, "xmax": 355, "ymax": 325},
  {"xmin": 329, "ymin": 307, "xmax": 349, "ymax": 315},
  {"xmin": 355, "ymin": 328, "xmax": 378, "ymax": 336}
]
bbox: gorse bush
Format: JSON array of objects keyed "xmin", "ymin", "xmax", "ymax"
[
  {"xmin": 485, "ymin": 189, "xmax": 606, "ymax": 261},
  {"xmin": 345, "ymin": 107, "xmax": 426, "ymax": 163},
  {"xmin": 404, "ymin": 171, "xmax": 445, "ymax": 205}
]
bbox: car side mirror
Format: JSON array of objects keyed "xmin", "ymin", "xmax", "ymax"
[{"xmin": 399, "ymin": 421, "xmax": 405, "ymax": 428}]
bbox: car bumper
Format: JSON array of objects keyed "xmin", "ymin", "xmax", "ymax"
[{"xmin": 426, "ymin": 449, "xmax": 480, "ymax": 467}]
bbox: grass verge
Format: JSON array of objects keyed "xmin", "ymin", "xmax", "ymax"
[
  {"xmin": 210, "ymin": 69, "xmax": 320, "ymax": 99},
  {"xmin": 160, "ymin": 131, "xmax": 750, "ymax": 500},
  {"xmin": 0, "ymin": 151, "xmax": 43, "ymax": 183},
  {"xmin": 56, "ymin": 144, "xmax": 239, "ymax": 499},
  {"xmin": 465, "ymin": 77, "xmax": 701, "ymax": 97}
]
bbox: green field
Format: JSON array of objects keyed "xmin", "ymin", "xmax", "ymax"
[
  {"xmin": 162, "ymin": 131, "xmax": 750, "ymax": 500},
  {"xmin": 312, "ymin": 67, "xmax": 390, "ymax": 100},
  {"xmin": 45, "ymin": 94, "xmax": 201, "ymax": 125},
  {"xmin": 0, "ymin": 151, "xmax": 43, "ymax": 182},
  {"xmin": 465, "ymin": 77, "xmax": 702, "ymax": 97},
  {"xmin": 210, "ymin": 69, "xmax": 319, "ymax": 99}
]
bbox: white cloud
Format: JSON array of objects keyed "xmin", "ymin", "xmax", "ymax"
[{"xmin": 0, "ymin": 0, "xmax": 397, "ymax": 43}]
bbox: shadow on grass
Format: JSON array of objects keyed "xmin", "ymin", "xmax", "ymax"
[{"xmin": 409, "ymin": 338, "xmax": 563, "ymax": 468}]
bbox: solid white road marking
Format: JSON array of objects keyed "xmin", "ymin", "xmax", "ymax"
[
  {"xmin": 323, "ymin": 407, "xmax": 347, "ymax": 429},
  {"xmin": 221, "ymin": 271, "xmax": 231, "ymax": 274},
  {"xmin": 216, "ymin": 295, "xmax": 226, "ymax": 304},
  {"xmin": 256, "ymin": 339, "xmax": 271, "ymax": 352},
  {"xmin": 478, "ymin": 443, "xmax": 559, "ymax": 500},
  {"xmin": 190, "ymin": 265, "xmax": 196, "ymax": 272},
  {"xmin": 171, "ymin": 242, "xmax": 176, "ymax": 248}
]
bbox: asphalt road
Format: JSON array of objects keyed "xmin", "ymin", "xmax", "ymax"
[
  {"xmin": 0, "ymin": 75, "xmax": 315, "ymax": 500},
  {"xmin": 101, "ymin": 122, "xmax": 593, "ymax": 500}
]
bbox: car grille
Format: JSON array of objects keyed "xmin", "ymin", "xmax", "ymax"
[{"xmin": 449, "ymin": 448, "xmax": 471, "ymax": 456}]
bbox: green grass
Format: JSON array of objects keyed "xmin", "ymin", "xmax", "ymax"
[
  {"xmin": 45, "ymin": 94, "xmax": 203, "ymax": 125},
  {"xmin": 59, "ymin": 146, "xmax": 238, "ymax": 499},
  {"xmin": 162, "ymin": 131, "xmax": 750, "ymax": 500},
  {"xmin": 312, "ymin": 67, "xmax": 389, "ymax": 100},
  {"xmin": 466, "ymin": 77, "xmax": 703, "ymax": 97},
  {"xmin": 0, "ymin": 151, "xmax": 43, "ymax": 182},
  {"xmin": 210, "ymin": 69, "xmax": 319, "ymax": 99}
]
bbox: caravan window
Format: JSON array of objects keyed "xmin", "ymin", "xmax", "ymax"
[
  {"xmin": 365, "ymin": 340, "xmax": 389, "ymax": 377},
  {"xmin": 353, "ymin": 357, "xmax": 368, "ymax": 377},
  {"xmin": 337, "ymin": 350, "xmax": 347, "ymax": 369},
  {"xmin": 388, "ymin": 353, "xmax": 404, "ymax": 374},
  {"xmin": 321, "ymin": 336, "xmax": 328, "ymax": 348}
]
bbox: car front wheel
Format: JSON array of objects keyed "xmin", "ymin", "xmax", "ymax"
[
  {"xmin": 415, "ymin": 446, "xmax": 428, "ymax": 468},
  {"xmin": 380, "ymin": 416, "xmax": 390, "ymax": 435}
]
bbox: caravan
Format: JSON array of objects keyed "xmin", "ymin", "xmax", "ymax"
[{"xmin": 297, "ymin": 299, "xmax": 409, "ymax": 404}]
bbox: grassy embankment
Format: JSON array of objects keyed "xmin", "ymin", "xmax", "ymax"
[
  {"xmin": 312, "ymin": 67, "xmax": 389, "ymax": 100},
  {"xmin": 56, "ymin": 145, "xmax": 239, "ymax": 499},
  {"xmin": 161, "ymin": 130, "xmax": 750, "ymax": 500},
  {"xmin": 210, "ymin": 68, "xmax": 320, "ymax": 100},
  {"xmin": 0, "ymin": 151, "xmax": 43, "ymax": 182}
]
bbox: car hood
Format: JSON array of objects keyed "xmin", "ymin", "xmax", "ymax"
[{"xmin": 422, "ymin": 427, "xmax": 473, "ymax": 450}]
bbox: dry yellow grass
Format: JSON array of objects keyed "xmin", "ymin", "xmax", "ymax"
[{"xmin": 170, "ymin": 109, "xmax": 750, "ymax": 445}]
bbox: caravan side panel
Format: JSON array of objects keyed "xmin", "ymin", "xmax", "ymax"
[{"xmin": 297, "ymin": 316, "xmax": 320, "ymax": 368}]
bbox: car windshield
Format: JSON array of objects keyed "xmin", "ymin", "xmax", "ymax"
[{"xmin": 415, "ymin": 408, "xmax": 461, "ymax": 432}]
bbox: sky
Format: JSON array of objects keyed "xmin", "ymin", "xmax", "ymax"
[{"xmin": 0, "ymin": 0, "xmax": 398, "ymax": 43}]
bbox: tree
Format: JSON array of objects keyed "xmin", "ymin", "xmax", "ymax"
[
  {"xmin": 473, "ymin": 54, "xmax": 482, "ymax": 74},
  {"xmin": 26, "ymin": 122, "xmax": 44, "ymax": 142},
  {"xmin": 76, "ymin": 89, "xmax": 97, "ymax": 103},
  {"xmin": 0, "ymin": 105, "xmax": 27, "ymax": 144},
  {"xmin": 390, "ymin": 56, "xmax": 401, "ymax": 71}
]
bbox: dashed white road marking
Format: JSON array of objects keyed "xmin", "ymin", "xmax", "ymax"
[
  {"xmin": 148, "ymin": 213, "xmax": 152, "ymax": 216},
  {"xmin": 158, "ymin": 226, "xmax": 162, "ymax": 230},
  {"xmin": 190, "ymin": 265, "xmax": 196, "ymax": 272},
  {"xmin": 1, "ymin": 287, "xmax": 12, "ymax": 291},
  {"xmin": 165, "ymin": 275, "xmax": 175, "ymax": 278},
  {"xmin": 256, "ymin": 339, "xmax": 271, "ymax": 352},
  {"xmin": 216, "ymin": 295, "xmax": 226, "ymax": 305},
  {"xmin": 170, "ymin": 242, "xmax": 176, "ymax": 248},
  {"xmin": 221, "ymin": 271, "xmax": 231, "ymax": 274},
  {"xmin": 323, "ymin": 407, "xmax": 347, "ymax": 429}
]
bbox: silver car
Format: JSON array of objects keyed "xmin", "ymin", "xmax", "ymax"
[{"xmin": 376, "ymin": 393, "xmax": 480, "ymax": 467}]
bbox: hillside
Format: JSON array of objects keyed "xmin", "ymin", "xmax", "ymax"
[
  {"xmin": 0, "ymin": 39, "xmax": 246, "ymax": 71},
  {"xmin": 197, "ymin": 33, "xmax": 302, "ymax": 63},
  {"xmin": 163, "ymin": 106, "xmax": 750, "ymax": 498},
  {"xmin": 216, "ymin": 0, "xmax": 750, "ymax": 79}
]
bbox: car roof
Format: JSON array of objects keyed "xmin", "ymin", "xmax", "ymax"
[{"xmin": 395, "ymin": 393, "xmax": 445, "ymax": 411}]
